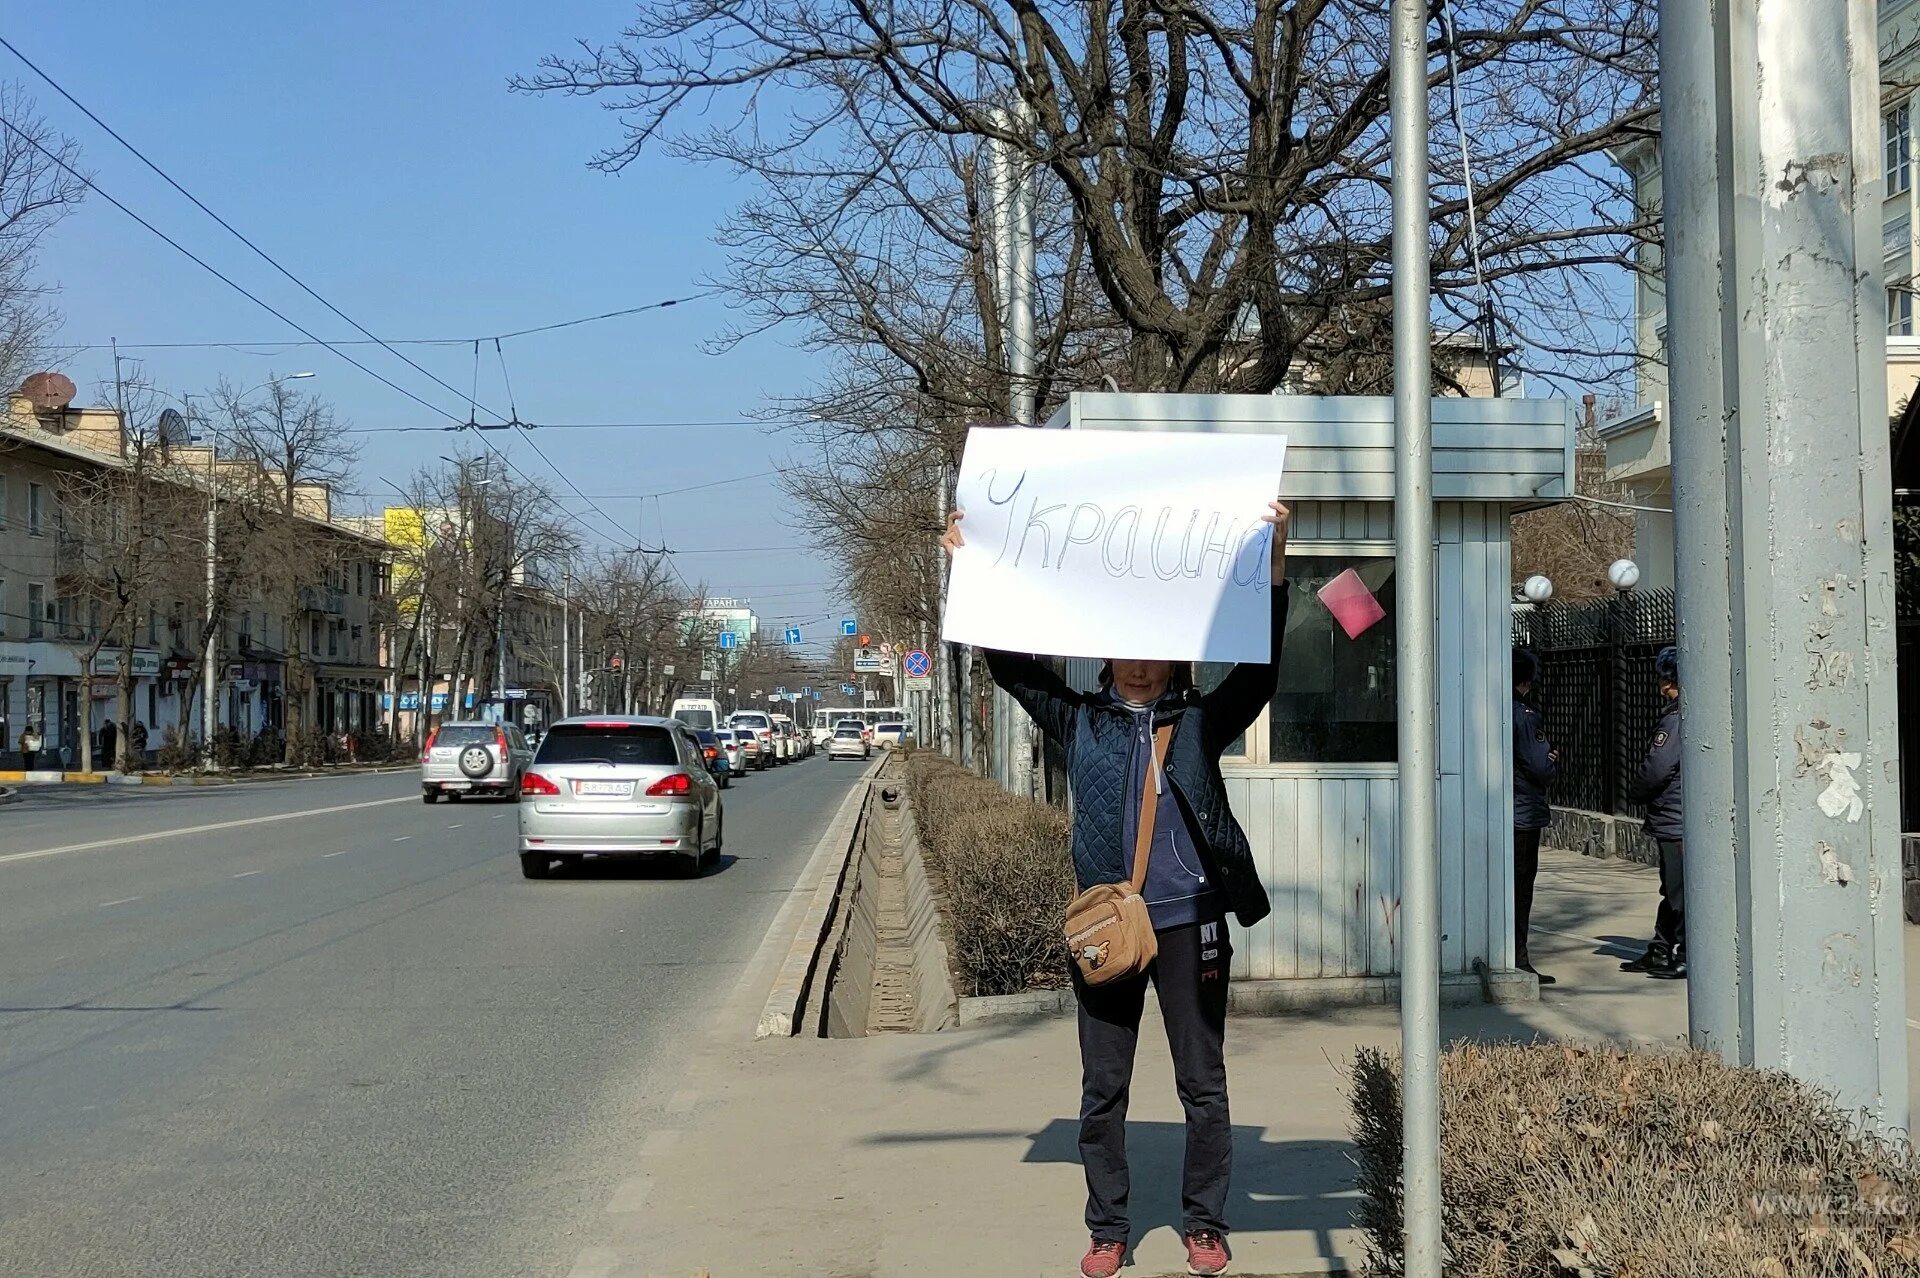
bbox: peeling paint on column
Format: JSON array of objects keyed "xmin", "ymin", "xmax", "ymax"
[{"xmin": 1816, "ymin": 841, "xmax": 1855, "ymax": 886}]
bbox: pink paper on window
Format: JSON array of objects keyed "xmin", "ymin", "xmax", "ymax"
[{"xmin": 1317, "ymin": 568, "xmax": 1387, "ymax": 640}]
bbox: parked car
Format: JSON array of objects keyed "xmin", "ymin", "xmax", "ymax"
[
  {"xmin": 421, "ymin": 721, "xmax": 533, "ymax": 802},
  {"xmin": 518, "ymin": 716, "xmax": 723, "ymax": 879},
  {"xmin": 714, "ymin": 728, "xmax": 747, "ymax": 778},
  {"xmin": 693, "ymin": 728, "xmax": 733, "ymax": 788},
  {"xmin": 827, "ymin": 722, "xmax": 871, "ymax": 760},
  {"xmin": 668, "ymin": 696, "xmax": 724, "ymax": 733},
  {"xmin": 873, "ymin": 721, "xmax": 907, "ymax": 749},
  {"xmin": 773, "ymin": 714, "xmax": 807, "ymax": 759},
  {"xmin": 728, "ymin": 712, "xmax": 778, "ymax": 768}
]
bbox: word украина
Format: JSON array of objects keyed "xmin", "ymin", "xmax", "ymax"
[{"xmin": 978, "ymin": 468, "xmax": 1275, "ymax": 588}]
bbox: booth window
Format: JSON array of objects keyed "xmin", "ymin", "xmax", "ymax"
[{"xmin": 1271, "ymin": 556, "xmax": 1398, "ymax": 762}]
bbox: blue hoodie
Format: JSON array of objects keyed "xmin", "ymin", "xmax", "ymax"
[{"xmin": 1116, "ymin": 698, "xmax": 1221, "ymax": 930}]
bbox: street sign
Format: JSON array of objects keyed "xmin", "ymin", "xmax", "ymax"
[
  {"xmin": 841, "ymin": 618, "xmax": 857, "ymax": 636},
  {"xmin": 663, "ymin": 664, "xmax": 675, "ymax": 676},
  {"xmin": 841, "ymin": 683, "xmax": 857, "ymax": 698},
  {"xmin": 811, "ymin": 690, "xmax": 822, "ymax": 701},
  {"xmin": 700, "ymin": 668, "xmax": 716, "ymax": 681},
  {"xmin": 801, "ymin": 687, "xmax": 812, "ymax": 698},
  {"xmin": 774, "ymin": 686, "xmax": 786, "ymax": 696},
  {"xmin": 718, "ymin": 631, "xmax": 738, "ymax": 650},
  {"xmin": 902, "ymin": 649, "xmax": 932, "ymax": 679},
  {"xmin": 784, "ymin": 626, "xmax": 802, "ymax": 645},
  {"xmin": 852, "ymin": 651, "xmax": 887, "ymax": 674},
  {"xmin": 504, "ymin": 688, "xmax": 528, "ymax": 700},
  {"xmin": 904, "ymin": 674, "xmax": 932, "ymax": 693}
]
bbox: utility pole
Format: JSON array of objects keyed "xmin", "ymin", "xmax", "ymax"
[
  {"xmin": 1389, "ymin": 0, "xmax": 1442, "ymax": 1272},
  {"xmin": 987, "ymin": 102, "xmax": 1039, "ymax": 799},
  {"xmin": 1661, "ymin": 0, "xmax": 1908, "ymax": 1127},
  {"xmin": 561, "ymin": 561, "xmax": 572, "ymax": 720}
]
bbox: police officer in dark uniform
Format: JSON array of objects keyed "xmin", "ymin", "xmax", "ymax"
[
  {"xmin": 1622, "ymin": 646, "xmax": 1685, "ymax": 979},
  {"xmin": 1512, "ymin": 648, "xmax": 1560, "ymax": 985}
]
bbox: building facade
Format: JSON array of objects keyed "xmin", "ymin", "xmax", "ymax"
[{"xmin": 1605, "ymin": 3, "xmax": 1920, "ymax": 587}]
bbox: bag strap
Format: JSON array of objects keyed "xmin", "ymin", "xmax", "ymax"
[{"xmin": 1128, "ymin": 723, "xmax": 1175, "ymax": 893}]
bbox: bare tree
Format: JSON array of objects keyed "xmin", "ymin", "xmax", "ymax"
[
  {"xmin": 519, "ymin": 0, "xmax": 1656, "ymax": 397},
  {"xmin": 0, "ymin": 83, "xmax": 86, "ymax": 389},
  {"xmin": 212, "ymin": 379, "xmax": 360, "ymax": 762}
]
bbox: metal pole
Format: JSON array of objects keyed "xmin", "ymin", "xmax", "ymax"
[
  {"xmin": 201, "ymin": 400, "xmax": 220, "ymax": 766},
  {"xmin": 1661, "ymin": 0, "xmax": 1908, "ymax": 1126},
  {"xmin": 1389, "ymin": 0, "xmax": 1442, "ymax": 1272},
  {"xmin": 561, "ymin": 563, "xmax": 572, "ymax": 719},
  {"xmin": 1657, "ymin": 0, "xmax": 1742, "ymax": 1051}
]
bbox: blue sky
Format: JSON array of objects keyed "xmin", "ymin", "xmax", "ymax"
[{"xmin": 9, "ymin": 2, "xmax": 845, "ymax": 636}]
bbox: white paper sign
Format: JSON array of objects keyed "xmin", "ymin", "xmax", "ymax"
[{"xmin": 941, "ymin": 427, "xmax": 1288, "ymax": 662}]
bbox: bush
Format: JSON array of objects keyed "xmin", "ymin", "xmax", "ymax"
[
  {"xmin": 1351, "ymin": 1041, "xmax": 1920, "ymax": 1277},
  {"xmin": 155, "ymin": 726, "xmax": 199, "ymax": 773},
  {"xmin": 904, "ymin": 752, "xmax": 1075, "ymax": 996}
]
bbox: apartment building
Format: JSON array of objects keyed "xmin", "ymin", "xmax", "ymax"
[{"xmin": 0, "ymin": 382, "xmax": 391, "ymax": 766}]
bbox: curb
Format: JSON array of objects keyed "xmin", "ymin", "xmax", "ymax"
[
  {"xmin": 0, "ymin": 764, "xmax": 416, "ymax": 788},
  {"xmin": 755, "ymin": 754, "xmax": 887, "ymax": 1040}
]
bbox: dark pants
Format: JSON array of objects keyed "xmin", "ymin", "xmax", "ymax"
[
  {"xmin": 1654, "ymin": 839, "xmax": 1685, "ymax": 952},
  {"xmin": 1072, "ymin": 918, "xmax": 1232, "ymax": 1243},
  {"xmin": 20, "ymin": 751, "xmax": 34, "ymax": 771},
  {"xmin": 1514, "ymin": 826, "xmax": 1543, "ymax": 967}
]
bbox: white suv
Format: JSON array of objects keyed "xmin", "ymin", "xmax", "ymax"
[{"xmin": 728, "ymin": 712, "xmax": 782, "ymax": 766}]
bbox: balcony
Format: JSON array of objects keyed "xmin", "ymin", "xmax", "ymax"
[{"xmin": 299, "ymin": 585, "xmax": 347, "ymax": 616}]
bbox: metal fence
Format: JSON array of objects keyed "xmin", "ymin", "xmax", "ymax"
[{"xmin": 1511, "ymin": 588, "xmax": 1676, "ymax": 818}]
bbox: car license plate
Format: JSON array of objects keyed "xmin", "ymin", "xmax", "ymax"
[
  {"xmin": 575, "ymin": 780, "xmax": 632, "ymax": 797},
  {"xmin": 443, "ymin": 780, "xmax": 470, "ymax": 789}
]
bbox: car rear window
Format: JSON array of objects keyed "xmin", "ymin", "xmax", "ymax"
[
  {"xmin": 731, "ymin": 714, "xmax": 770, "ymax": 730},
  {"xmin": 535, "ymin": 724, "xmax": 678, "ymax": 766},
  {"xmin": 878, "ymin": 723, "xmax": 904, "ymax": 731},
  {"xmin": 835, "ymin": 725, "xmax": 863, "ymax": 737},
  {"xmin": 672, "ymin": 709, "xmax": 717, "ymax": 731},
  {"xmin": 715, "ymin": 730, "xmax": 735, "ymax": 742},
  {"xmin": 434, "ymin": 725, "xmax": 497, "ymax": 747}
]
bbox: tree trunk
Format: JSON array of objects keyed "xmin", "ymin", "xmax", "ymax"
[{"xmin": 115, "ymin": 633, "xmax": 135, "ymax": 772}]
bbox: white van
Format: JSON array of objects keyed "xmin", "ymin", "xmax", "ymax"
[{"xmin": 669, "ymin": 697, "xmax": 725, "ymax": 733}]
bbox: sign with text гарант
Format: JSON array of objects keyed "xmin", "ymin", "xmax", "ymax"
[{"xmin": 941, "ymin": 427, "xmax": 1287, "ymax": 663}]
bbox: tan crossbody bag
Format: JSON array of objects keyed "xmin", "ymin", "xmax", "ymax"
[{"xmin": 1064, "ymin": 723, "xmax": 1173, "ymax": 986}]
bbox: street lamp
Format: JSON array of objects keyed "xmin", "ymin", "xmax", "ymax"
[
  {"xmin": 200, "ymin": 372, "xmax": 315, "ymax": 765},
  {"xmin": 1521, "ymin": 574, "xmax": 1554, "ymax": 605},
  {"xmin": 1605, "ymin": 559, "xmax": 1639, "ymax": 813}
]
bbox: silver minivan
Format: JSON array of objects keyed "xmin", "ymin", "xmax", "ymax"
[
  {"xmin": 517, "ymin": 716, "xmax": 723, "ymax": 879},
  {"xmin": 421, "ymin": 721, "xmax": 533, "ymax": 802}
]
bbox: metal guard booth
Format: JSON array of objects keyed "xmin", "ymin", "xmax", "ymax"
[{"xmin": 1052, "ymin": 392, "xmax": 1576, "ymax": 1006}]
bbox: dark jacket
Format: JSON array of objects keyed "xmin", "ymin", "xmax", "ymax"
[
  {"xmin": 1512, "ymin": 697, "xmax": 1558, "ymax": 831},
  {"xmin": 1628, "ymin": 697, "xmax": 1683, "ymax": 842},
  {"xmin": 982, "ymin": 585, "xmax": 1289, "ymax": 929}
]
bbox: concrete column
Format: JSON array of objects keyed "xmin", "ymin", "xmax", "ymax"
[{"xmin": 1660, "ymin": 0, "xmax": 1908, "ymax": 1127}]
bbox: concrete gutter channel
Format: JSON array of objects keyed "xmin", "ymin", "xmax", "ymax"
[{"xmin": 759, "ymin": 754, "xmax": 961, "ymax": 1040}]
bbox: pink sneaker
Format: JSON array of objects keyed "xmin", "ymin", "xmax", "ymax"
[
  {"xmin": 1081, "ymin": 1237, "xmax": 1125, "ymax": 1278},
  {"xmin": 1185, "ymin": 1229, "xmax": 1229, "ymax": 1275}
]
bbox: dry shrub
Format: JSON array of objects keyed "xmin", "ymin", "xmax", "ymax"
[
  {"xmin": 1352, "ymin": 1041, "xmax": 1920, "ymax": 1276},
  {"xmin": 904, "ymin": 752, "xmax": 1074, "ymax": 996}
]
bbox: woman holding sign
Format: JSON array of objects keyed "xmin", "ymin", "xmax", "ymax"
[{"xmin": 943, "ymin": 500, "xmax": 1289, "ymax": 1278}]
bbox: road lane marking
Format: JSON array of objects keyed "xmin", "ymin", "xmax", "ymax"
[
  {"xmin": 98, "ymin": 896, "xmax": 141, "ymax": 908},
  {"xmin": 231, "ymin": 870, "xmax": 262, "ymax": 879},
  {"xmin": 322, "ymin": 850, "xmax": 348, "ymax": 858},
  {"xmin": 448, "ymin": 823, "xmax": 463, "ymax": 829},
  {"xmin": 393, "ymin": 836, "xmax": 411, "ymax": 843},
  {"xmin": 0, "ymin": 795, "xmax": 417, "ymax": 867}
]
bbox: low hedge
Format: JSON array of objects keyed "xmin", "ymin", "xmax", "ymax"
[
  {"xmin": 903, "ymin": 752, "xmax": 1074, "ymax": 996},
  {"xmin": 1352, "ymin": 1041, "xmax": 1920, "ymax": 1276}
]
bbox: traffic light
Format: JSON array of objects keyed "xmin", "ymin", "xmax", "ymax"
[{"xmin": 857, "ymin": 633, "xmax": 871, "ymax": 648}]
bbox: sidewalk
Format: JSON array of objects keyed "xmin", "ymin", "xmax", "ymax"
[{"xmin": 564, "ymin": 849, "xmax": 1689, "ymax": 1278}]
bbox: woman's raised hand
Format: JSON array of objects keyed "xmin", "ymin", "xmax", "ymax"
[
  {"xmin": 1263, "ymin": 500, "xmax": 1291, "ymax": 576},
  {"xmin": 940, "ymin": 509, "xmax": 966, "ymax": 556}
]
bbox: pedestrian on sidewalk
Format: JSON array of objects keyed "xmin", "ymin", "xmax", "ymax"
[
  {"xmin": 1621, "ymin": 646, "xmax": 1686, "ymax": 980},
  {"xmin": 19, "ymin": 721, "xmax": 41, "ymax": 772},
  {"xmin": 129, "ymin": 720, "xmax": 149, "ymax": 770},
  {"xmin": 943, "ymin": 500, "xmax": 1291, "ymax": 1278},
  {"xmin": 98, "ymin": 719, "xmax": 118, "ymax": 773},
  {"xmin": 1512, "ymin": 648, "xmax": 1560, "ymax": 986}
]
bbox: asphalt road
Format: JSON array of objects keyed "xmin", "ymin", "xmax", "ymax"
[{"xmin": 0, "ymin": 755, "xmax": 867, "ymax": 1277}]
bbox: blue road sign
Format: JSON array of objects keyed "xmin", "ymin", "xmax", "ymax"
[
  {"xmin": 903, "ymin": 649, "xmax": 932, "ymax": 678},
  {"xmin": 784, "ymin": 626, "xmax": 803, "ymax": 645},
  {"xmin": 841, "ymin": 618, "xmax": 857, "ymax": 637},
  {"xmin": 841, "ymin": 683, "xmax": 857, "ymax": 698},
  {"xmin": 802, "ymin": 687, "xmax": 812, "ymax": 697},
  {"xmin": 717, "ymin": 630, "xmax": 738, "ymax": 650}
]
